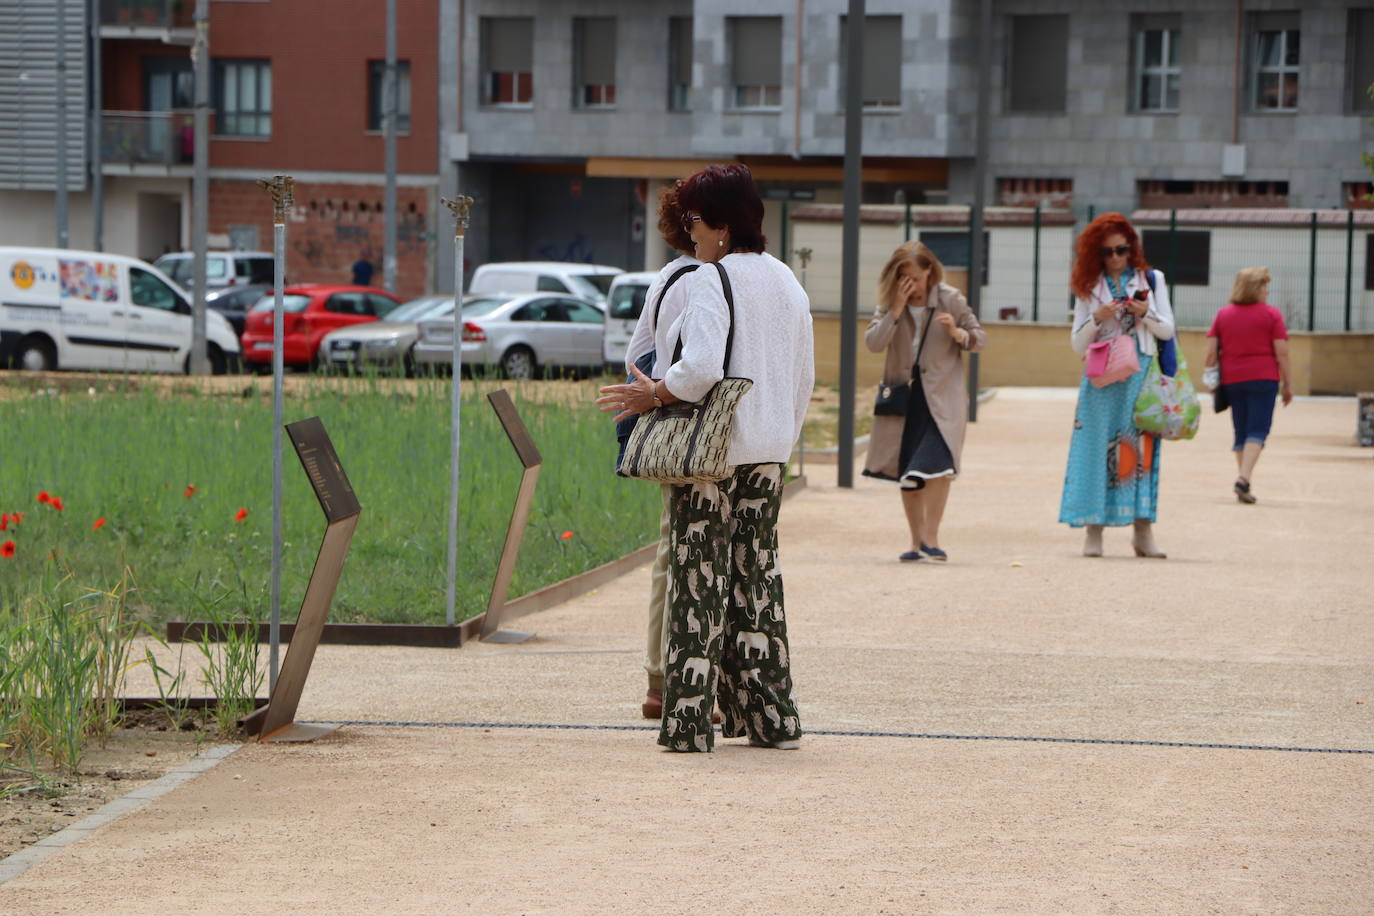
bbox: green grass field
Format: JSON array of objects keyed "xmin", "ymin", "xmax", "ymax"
[{"xmin": 0, "ymin": 376, "xmax": 660, "ymax": 626}]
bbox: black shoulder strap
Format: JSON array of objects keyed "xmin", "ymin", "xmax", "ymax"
[
  {"xmin": 652, "ymin": 263, "xmax": 699, "ymax": 328},
  {"xmin": 671, "ymin": 260, "xmax": 735, "ymax": 376}
]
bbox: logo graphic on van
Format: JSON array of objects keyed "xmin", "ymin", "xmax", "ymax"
[{"xmin": 10, "ymin": 261, "xmax": 36, "ymax": 289}]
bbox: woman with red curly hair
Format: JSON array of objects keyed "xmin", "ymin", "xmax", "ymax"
[{"xmin": 1059, "ymin": 212, "xmax": 1176, "ymax": 558}]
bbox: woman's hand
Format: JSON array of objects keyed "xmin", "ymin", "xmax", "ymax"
[
  {"xmin": 1124, "ymin": 294, "xmax": 1149, "ymax": 318},
  {"xmin": 596, "ymin": 364, "xmax": 662, "ymax": 423},
  {"xmin": 893, "ymin": 274, "xmax": 918, "ymax": 311},
  {"xmin": 1280, "ymin": 382, "xmax": 1293, "ymax": 407},
  {"xmin": 934, "ymin": 311, "xmax": 969, "ymax": 347},
  {"xmin": 1092, "ymin": 302, "xmax": 1117, "ymax": 323}
]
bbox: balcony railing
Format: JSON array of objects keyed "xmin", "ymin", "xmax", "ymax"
[
  {"xmin": 101, "ymin": 111, "xmax": 196, "ymax": 167},
  {"xmin": 101, "ymin": 0, "xmax": 194, "ymax": 30}
]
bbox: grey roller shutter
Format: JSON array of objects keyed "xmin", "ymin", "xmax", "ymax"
[{"xmin": 0, "ymin": 0, "xmax": 88, "ymax": 191}]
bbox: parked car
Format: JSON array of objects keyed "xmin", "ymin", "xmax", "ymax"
[
  {"xmin": 468, "ymin": 261, "xmax": 621, "ymax": 306},
  {"xmin": 239, "ymin": 284, "xmax": 402, "ymax": 371},
  {"xmin": 602, "ymin": 271, "xmax": 656, "ymax": 368},
  {"xmin": 153, "ymin": 251, "xmax": 275, "ymax": 290},
  {"xmin": 319, "ymin": 294, "xmax": 462, "ymax": 374},
  {"xmin": 205, "ymin": 283, "xmax": 272, "ymax": 337},
  {"xmin": 0, "ymin": 246, "xmax": 241, "ymax": 374},
  {"xmin": 412, "ymin": 292, "xmax": 605, "ymax": 379}
]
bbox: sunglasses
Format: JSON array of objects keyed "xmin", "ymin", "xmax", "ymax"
[
  {"xmin": 1100, "ymin": 245, "xmax": 1132, "ymax": 258},
  {"xmin": 682, "ymin": 214, "xmax": 703, "ymax": 232}
]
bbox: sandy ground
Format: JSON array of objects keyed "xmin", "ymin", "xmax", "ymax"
[{"xmin": 2, "ymin": 390, "xmax": 1371, "ymax": 914}]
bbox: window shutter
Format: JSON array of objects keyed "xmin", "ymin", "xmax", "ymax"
[
  {"xmin": 731, "ymin": 17, "xmax": 782, "ymax": 87},
  {"xmin": 578, "ymin": 19, "xmax": 616, "ymax": 86},
  {"xmin": 1008, "ymin": 15, "xmax": 1068, "ymax": 112},
  {"xmin": 0, "ymin": 0, "xmax": 88, "ymax": 191},
  {"xmin": 487, "ymin": 18, "xmax": 533, "ymax": 73}
]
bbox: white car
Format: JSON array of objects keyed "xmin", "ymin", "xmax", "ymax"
[
  {"xmin": 413, "ymin": 292, "xmax": 605, "ymax": 379},
  {"xmin": 602, "ymin": 271, "xmax": 656, "ymax": 368},
  {"xmin": 468, "ymin": 261, "xmax": 621, "ymax": 307},
  {"xmin": 0, "ymin": 246, "xmax": 241, "ymax": 374},
  {"xmin": 153, "ymin": 251, "xmax": 275, "ymax": 291}
]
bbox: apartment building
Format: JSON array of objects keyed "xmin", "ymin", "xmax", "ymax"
[{"xmin": 2, "ymin": 1, "xmax": 1371, "ymax": 298}]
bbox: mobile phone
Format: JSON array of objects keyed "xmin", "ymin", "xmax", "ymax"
[{"xmin": 1132, "ymin": 289, "xmax": 1149, "ymax": 302}]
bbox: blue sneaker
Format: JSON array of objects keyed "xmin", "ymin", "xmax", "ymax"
[
  {"xmin": 920, "ymin": 543, "xmax": 948, "ymax": 562},
  {"xmin": 899, "ymin": 550, "xmax": 924, "ymax": 562}
]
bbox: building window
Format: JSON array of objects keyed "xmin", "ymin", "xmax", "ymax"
[
  {"xmin": 1349, "ymin": 10, "xmax": 1374, "ymax": 113},
  {"xmin": 668, "ymin": 16, "xmax": 692, "ymax": 112},
  {"xmin": 1138, "ymin": 179, "xmax": 1289, "ymax": 209},
  {"xmin": 573, "ymin": 18, "xmax": 616, "ymax": 108},
  {"xmin": 729, "ymin": 16, "xmax": 782, "ymax": 109},
  {"xmin": 481, "ymin": 17, "xmax": 533, "ymax": 106},
  {"xmin": 839, "ymin": 15, "xmax": 902, "ymax": 109},
  {"xmin": 1133, "ymin": 16, "xmax": 1180, "ymax": 113},
  {"xmin": 1142, "ymin": 229, "xmax": 1211, "ymax": 285},
  {"xmin": 1253, "ymin": 12, "xmax": 1299, "ymax": 111},
  {"xmin": 367, "ymin": 60, "xmax": 411, "ymax": 132},
  {"xmin": 213, "ymin": 59, "xmax": 271, "ymax": 137},
  {"xmin": 1007, "ymin": 15, "xmax": 1068, "ymax": 113}
]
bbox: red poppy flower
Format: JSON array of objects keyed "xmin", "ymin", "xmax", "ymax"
[
  {"xmin": 50, "ymin": 497, "xmax": 64, "ymax": 511},
  {"xmin": 234, "ymin": 507, "xmax": 248, "ymax": 523},
  {"xmin": 36, "ymin": 491, "xmax": 51, "ymax": 504},
  {"xmin": 92, "ymin": 518, "xmax": 106, "ymax": 531},
  {"xmin": 1, "ymin": 540, "xmax": 14, "ymax": 558},
  {"xmin": 184, "ymin": 485, "xmax": 197, "ymax": 498},
  {"xmin": 11, "ymin": 512, "xmax": 22, "ymax": 524},
  {"xmin": 0, "ymin": 516, "xmax": 7, "ymax": 532},
  {"xmin": 560, "ymin": 530, "xmax": 574, "ymax": 540}
]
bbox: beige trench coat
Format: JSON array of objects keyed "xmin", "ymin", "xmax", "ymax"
[{"xmin": 862, "ymin": 283, "xmax": 987, "ymax": 481}]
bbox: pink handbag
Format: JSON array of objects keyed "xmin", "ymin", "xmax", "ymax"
[{"xmin": 1085, "ymin": 334, "xmax": 1139, "ymax": 388}]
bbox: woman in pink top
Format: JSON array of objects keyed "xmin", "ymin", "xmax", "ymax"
[{"xmin": 1203, "ymin": 267, "xmax": 1293, "ymax": 504}]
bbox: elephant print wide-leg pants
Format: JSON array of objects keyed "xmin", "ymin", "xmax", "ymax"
[{"xmin": 658, "ymin": 462, "xmax": 801, "ymax": 752}]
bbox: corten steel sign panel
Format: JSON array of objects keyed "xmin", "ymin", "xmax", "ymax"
[
  {"xmin": 479, "ymin": 390, "xmax": 542, "ymax": 643},
  {"xmin": 246, "ymin": 417, "xmax": 361, "ymax": 742}
]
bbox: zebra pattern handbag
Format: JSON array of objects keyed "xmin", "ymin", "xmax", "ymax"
[{"xmin": 619, "ymin": 262, "xmax": 753, "ymax": 485}]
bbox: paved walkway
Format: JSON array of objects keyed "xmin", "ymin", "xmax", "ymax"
[{"xmin": 3, "ymin": 391, "xmax": 1371, "ymax": 914}]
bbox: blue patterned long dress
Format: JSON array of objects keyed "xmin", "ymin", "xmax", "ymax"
[{"xmin": 1058, "ymin": 274, "xmax": 1161, "ymax": 528}]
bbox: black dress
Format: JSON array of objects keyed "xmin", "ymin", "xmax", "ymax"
[{"xmin": 896, "ymin": 309, "xmax": 955, "ymax": 489}]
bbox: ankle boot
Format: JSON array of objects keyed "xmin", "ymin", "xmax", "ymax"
[
  {"xmin": 1131, "ymin": 519, "xmax": 1167, "ymax": 559},
  {"xmin": 1082, "ymin": 525, "xmax": 1104, "ymax": 557}
]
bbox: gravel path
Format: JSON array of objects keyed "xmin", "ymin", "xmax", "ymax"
[{"xmin": 3, "ymin": 390, "xmax": 1371, "ymax": 914}]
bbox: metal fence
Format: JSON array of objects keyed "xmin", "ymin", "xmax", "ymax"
[
  {"xmin": 100, "ymin": 110, "xmax": 194, "ymax": 167},
  {"xmin": 787, "ymin": 203, "xmax": 1374, "ymax": 333}
]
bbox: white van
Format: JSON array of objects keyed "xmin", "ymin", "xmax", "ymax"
[
  {"xmin": 0, "ymin": 247, "xmax": 242, "ymax": 374},
  {"xmin": 468, "ymin": 261, "xmax": 622, "ymax": 306},
  {"xmin": 154, "ymin": 251, "xmax": 275, "ymax": 291},
  {"xmin": 602, "ymin": 271, "xmax": 656, "ymax": 368}
]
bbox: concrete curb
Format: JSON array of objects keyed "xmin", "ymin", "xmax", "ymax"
[{"xmin": 0, "ymin": 744, "xmax": 240, "ymax": 885}]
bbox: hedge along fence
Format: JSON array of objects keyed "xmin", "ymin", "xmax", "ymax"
[
  {"xmin": 785, "ymin": 204, "xmax": 1374, "ymax": 332},
  {"xmin": 0, "ymin": 376, "xmax": 662, "ymax": 627}
]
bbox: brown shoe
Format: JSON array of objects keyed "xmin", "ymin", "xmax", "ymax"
[{"xmin": 642, "ymin": 688, "xmax": 662, "ymax": 719}]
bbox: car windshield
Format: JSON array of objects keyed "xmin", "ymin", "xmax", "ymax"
[
  {"xmin": 607, "ymin": 284, "xmax": 647, "ymax": 320},
  {"xmin": 462, "ymin": 297, "xmax": 508, "ymax": 318},
  {"xmin": 567, "ymin": 274, "xmax": 617, "ymax": 302},
  {"xmin": 250, "ymin": 293, "xmax": 311, "ymax": 313}
]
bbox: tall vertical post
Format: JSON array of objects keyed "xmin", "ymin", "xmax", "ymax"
[
  {"xmin": 189, "ymin": 0, "xmax": 210, "ymax": 374},
  {"xmin": 383, "ymin": 0, "xmax": 398, "ymax": 293},
  {"xmin": 89, "ymin": 0, "xmax": 103, "ymax": 251},
  {"xmin": 837, "ymin": 0, "xmax": 865, "ymax": 488},
  {"xmin": 55, "ymin": 0, "xmax": 69, "ymax": 248},
  {"xmin": 1344, "ymin": 209, "xmax": 1354, "ymax": 333},
  {"xmin": 1307, "ymin": 211, "xmax": 1318, "ymax": 331},
  {"xmin": 1167, "ymin": 208, "xmax": 1178, "ymax": 305},
  {"xmin": 257, "ymin": 175, "xmax": 294, "ymax": 690},
  {"xmin": 442, "ymin": 195, "xmax": 474, "ymax": 627},
  {"xmin": 1032, "ymin": 205, "xmax": 1041, "ymax": 322},
  {"xmin": 904, "ymin": 198, "xmax": 912, "ymax": 242},
  {"xmin": 967, "ymin": 0, "xmax": 991, "ymax": 422}
]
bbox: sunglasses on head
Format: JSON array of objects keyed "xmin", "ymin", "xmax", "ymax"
[
  {"xmin": 682, "ymin": 214, "xmax": 703, "ymax": 232},
  {"xmin": 1100, "ymin": 245, "xmax": 1132, "ymax": 258}
]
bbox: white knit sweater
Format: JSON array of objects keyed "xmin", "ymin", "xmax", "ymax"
[
  {"xmin": 660, "ymin": 252, "xmax": 814, "ymax": 467},
  {"xmin": 625, "ymin": 254, "xmax": 699, "ymax": 371}
]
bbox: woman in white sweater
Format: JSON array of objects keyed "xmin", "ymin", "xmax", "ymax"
[{"xmin": 598, "ymin": 164, "xmax": 814, "ymax": 753}]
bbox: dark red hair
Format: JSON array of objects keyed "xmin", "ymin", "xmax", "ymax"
[
  {"xmin": 676, "ymin": 164, "xmax": 767, "ymax": 254},
  {"xmin": 656, "ymin": 181, "xmax": 694, "ymax": 255},
  {"xmin": 1070, "ymin": 212, "xmax": 1151, "ymax": 299}
]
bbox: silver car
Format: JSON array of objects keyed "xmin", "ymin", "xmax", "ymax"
[
  {"xmin": 319, "ymin": 294, "xmax": 459, "ymax": 374},
  {"xmin": 413, "ymin": 292, "xmax": 605, "ymax": 379}
]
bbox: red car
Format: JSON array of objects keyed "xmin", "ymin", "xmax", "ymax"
[{"xmin": 240, "ymin": 284, "xmax": 402, "ymax": 370}]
